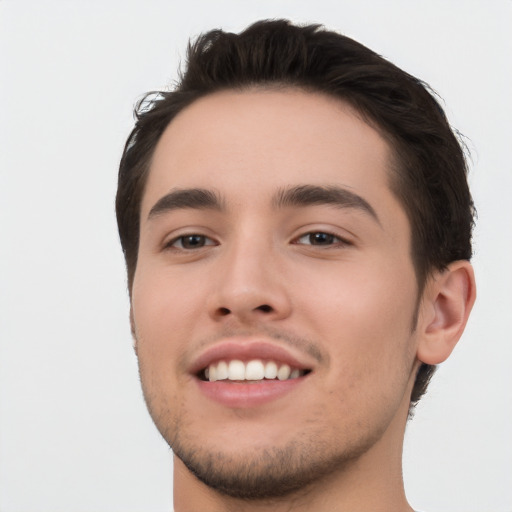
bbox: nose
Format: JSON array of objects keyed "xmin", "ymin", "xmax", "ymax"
[{"xmin": 207, "ymin": 239, "xmax": 292, "ymax": 324}]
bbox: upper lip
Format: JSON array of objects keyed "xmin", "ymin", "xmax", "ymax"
[{"xmin": 189, "ymin": 339, "xmax": 317, "ymax": 376}]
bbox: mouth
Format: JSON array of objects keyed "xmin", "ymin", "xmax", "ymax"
[
  {"xmin": 198, "ymin": 359, "xmax": 312, "ymax": 382},
  {"xmin": 190, "ymin": 340, "xmax": 316, "ymax": 407}
]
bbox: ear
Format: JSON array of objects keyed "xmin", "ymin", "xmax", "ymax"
[
  {"xmin": 416, "ymin": 260, "xmax": 476, "ymax": 365},
  {"xmin": 130, "ymin": 306, "xmax": 138, "ymax": 354}
]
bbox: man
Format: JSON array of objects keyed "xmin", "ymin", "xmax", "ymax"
[{"xmin": 116, "ymin": 19, "xmax": 476, "ymax": 511}]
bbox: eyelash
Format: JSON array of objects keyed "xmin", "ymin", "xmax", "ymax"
[
  {"xmin": 293, "ymin": 231, "xmax": 351, "ymax": 247},
  {"xmin": 165, "ymin": 230, "xmax": 350, "ymax": 251},
  {"xmin": 166, "ymin": 234, "xmax": 216, "ymax": 250}
]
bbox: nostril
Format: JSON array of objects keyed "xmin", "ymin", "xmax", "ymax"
[{"xmin": 213, "ymin": 304, "xmax": 274, "ymax": 318}]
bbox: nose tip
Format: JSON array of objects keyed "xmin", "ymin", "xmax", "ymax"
[
  {"xmin": 207, "ymin": 239, "xmax": 292, "ymax": 324},
  {"xmin": 208, "ymin": 270, "xmax": 292, "ymax": 323}
]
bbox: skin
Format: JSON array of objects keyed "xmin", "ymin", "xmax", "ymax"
[{"xmin": 131, "ymin": 89, "xmax": 476, "ymax": 511}]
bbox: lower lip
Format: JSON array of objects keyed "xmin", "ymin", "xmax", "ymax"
[{"xmin": 196, "ymin": 377, "xmax": 307, "ymax": 408}]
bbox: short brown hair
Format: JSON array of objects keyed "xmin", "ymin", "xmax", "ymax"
[{"xmin": 116, "ymin": 19, "xmax": 474, "ymax": 406}]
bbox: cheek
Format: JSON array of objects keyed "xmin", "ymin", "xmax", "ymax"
[
  {"xmin": 131, "ymin": 268, "xmax": 204, "ymax": 423},
  {"xmin": 298, "ymin": 261, "xmax": 418, "ymax": 380},
  {"xmin": 301, "ymin": 270, "xmax": 417, "ymax": 433},
  {"xmin": 304, "ymin": 260, "xmax": 416, "ymax": 330},
  {"xmin": 131, "ymin": 266, "xmax": 205, "ymax": 363}
]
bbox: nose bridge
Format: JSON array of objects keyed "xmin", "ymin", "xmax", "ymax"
[
  {"xmin": 223, "ymin": 226, "xmax": 275, "ymax": 297},
  {"xmin": 209, "ymin": 223, "xmax": 291, "ymax": 320}
]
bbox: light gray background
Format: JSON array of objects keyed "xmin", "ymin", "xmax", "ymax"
[{"xmin": 1, "ymin": 1, "xmax": 511, "ymax": 511}]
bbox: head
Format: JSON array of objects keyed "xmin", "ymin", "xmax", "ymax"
[
  {"xmin": 117, "ymin": 19, "xmax": 474, "ymax": 407},
  {"xmin": 116, "ymin": 20, "xmax": 475, "ymax": 500}
]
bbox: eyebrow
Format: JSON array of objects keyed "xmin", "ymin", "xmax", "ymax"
[
  {"xmin": 272, "ymin": 184, "xmax": 380, "ymax": 224},
  {"xmin": 148, "ymin": 188, "xmax": 224, "ymax": 219},
  {"xmin": 147, "ymin": 184, "xmax": 380, "ymax": 224}
]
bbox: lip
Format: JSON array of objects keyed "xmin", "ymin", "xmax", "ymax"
[
  {"xmin": 196, "ymin": 376, "xmax": 308, "ymax": 408},
  {"xmin": 190, "ymin": 339, "xmax": 316, "ymax": 408},
  {"xmin": 189, "ymin": 339, "xmax": 316, "ymax": 375}
]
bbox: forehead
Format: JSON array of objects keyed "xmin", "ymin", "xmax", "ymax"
[{"xmin": 142, "ymin": 88, "xmax": 398, "ymax": 218}]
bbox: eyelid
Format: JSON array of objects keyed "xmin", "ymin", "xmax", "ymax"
[
  {"xmin": 163, "ymin": 232, "xmax": 218, "ymax": 250},
  {"xmin": 160, "ymin": 226, "xmax": 353, "ymax": 251},
  {"xmin": 293, "ymin": 229, "xmax": 353, "ymax": 247}
]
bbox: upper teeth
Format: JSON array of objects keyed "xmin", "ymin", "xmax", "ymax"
[{"xmin": 205, "ymin": 359, "xmax": 303, "ymax": 382}]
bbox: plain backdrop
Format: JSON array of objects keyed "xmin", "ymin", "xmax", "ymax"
[{"xmin": 1, "ymin": 1, "xmax": 511, "ymax": 511}]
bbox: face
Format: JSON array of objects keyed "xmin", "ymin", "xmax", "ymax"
[{"xmin": 131, "ymin": 89, "xmax": 422, "ymax": 498}]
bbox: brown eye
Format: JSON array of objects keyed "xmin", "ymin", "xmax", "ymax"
[
  {"xmin": 297, "ymin": 232, "xmax": 340, "ymax": 246},
  {"xmin": 308, "ymin": 232, "xmax": 335, "ymax": 245},
  {"xmin": 170, "ymin": 234, "xmax": 215, "ymax": 249}
]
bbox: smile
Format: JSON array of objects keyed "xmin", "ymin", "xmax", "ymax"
[
  {"xmin": 191, "ymin": 339, "xmax": 316, "ymax": 407},
  {"xmin": 201, "ymin": 359, "xmax": 310, "ymax": 382}
]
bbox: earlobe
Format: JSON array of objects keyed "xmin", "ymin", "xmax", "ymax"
[{"xmin": 416, "ymin": 261, "xmax": 476, "ymax": 365}]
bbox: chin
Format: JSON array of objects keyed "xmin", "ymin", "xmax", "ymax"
[
  {"xmin": 172, "ymin": 437, "xmax": 356, "ymax": 500},
  {"xmin": 161, "ymin": 411, "xmax": 384, "ymax": 501}
]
